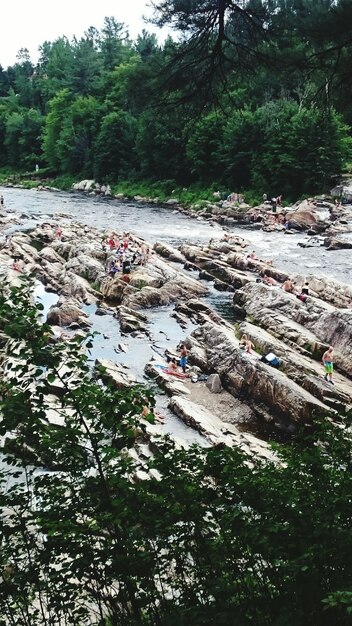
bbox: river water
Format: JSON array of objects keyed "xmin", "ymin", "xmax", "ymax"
[
  {"xmin": 3, "ymin": 187, "xmax": 351, "ymax": 282},
  {"xmin": 1, "ymin": 187, "xmax": 351, "ymax": 460}
]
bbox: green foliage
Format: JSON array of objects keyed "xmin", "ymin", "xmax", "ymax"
[
  {"xmin": 186, "ymin": 112, "xmax": 225, "ymax": 182},
  {"xmin": 93, "ymin": 109, "xmax": 137, "ymax": 181},
  {"xmin": 49, "ymin": 174, "xmax": 77, "ymax": 190},
  {"xmin": 0, "ymin": 2, "xmax": 352, "ymax": 199},
  {"xmin": 136, "ymin": 108, "xmax": 188, "ymax": 181},
  {"xmin": 1, "ymin": 279, "xmax": 352, "ymax": 625},
  {"xmin": 220, "ymin": 101, "xmax": 352, "ymax": 197}
]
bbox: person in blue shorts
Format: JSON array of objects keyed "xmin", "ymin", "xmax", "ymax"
[{"xmin": 179, "ymin": 345, "xmax": 188, "ymax": 373}]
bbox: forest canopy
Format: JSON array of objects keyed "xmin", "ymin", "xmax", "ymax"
[{"xmin": 0, "ymin": 2, "xmax": 352, "ymax": 198}]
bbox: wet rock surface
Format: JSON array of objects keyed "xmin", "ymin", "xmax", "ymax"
[{"xmin": 1, "ymin": 186, "xmax": 351, "ymax": 457}]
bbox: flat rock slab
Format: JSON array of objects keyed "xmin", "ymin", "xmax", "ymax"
[
  {"xmin": 169, "ymin": 396, "xmax": 275, "ymax": 461},
  {"xmin": 95, "ymin": 358, "xmax": 137, "ymax": 388}
]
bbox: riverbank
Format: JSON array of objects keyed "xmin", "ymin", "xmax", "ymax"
[
  {"xmin": 3, "ymin": 173, "xmax": 352, "ymax": 251},
  {"xmin": 1, "ymin": 188, "xmax": 351, "ymax": 463}
]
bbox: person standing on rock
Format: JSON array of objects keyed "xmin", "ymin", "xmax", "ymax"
[
  {"xmin": 179, "ymin": 345, "xmax": 188, "ymax": 373},
  {"xmin": 322, "ymin": 346, "xmax": 334, "ymax": 385}
]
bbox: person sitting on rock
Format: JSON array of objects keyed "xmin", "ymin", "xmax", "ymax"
[
  {"xmin": 141, "ymin": 402, "xmax": 165, "ymax": 423},
  {"xmin": 261, "ymin": 271, "xmax": 277, "ymax": 286},
  {"xmin": 12, "ymin": 257, "xmax": 24, "ymax": 272},
  {"xmin": 110, "ymin": 260, "xmax": 121, "ymax": 276},
  {"xmin": 169, "ymin": 358, "xmax": 178, "ymax": 371},
  {"xmin": 297, "ymin": 282, "xmax": 309, "ymax": 302},
  {"xmin": 282, "ymin": 278, "xmax": 295, "ymax": 293},
  {"xmin": 239, "ymin": 334, "xmax": 254, "ymax": 353}
]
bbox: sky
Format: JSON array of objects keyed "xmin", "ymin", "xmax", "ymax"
[{"xmin": 0, "ymin": 0, "xmax": 166, "ymax": 68}]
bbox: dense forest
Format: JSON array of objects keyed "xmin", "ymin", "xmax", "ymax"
[{"xmin": 0, "ymin": 0, "xmax": 352, "ymax": 199}]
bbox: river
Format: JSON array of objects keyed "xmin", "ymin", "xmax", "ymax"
[
  {"xmin": 3, "ymin": 187, "xmax": 351, "ymax": 282},
  {"xmin": 1, "ymin": 186, "xmax": 351, "ymax": 459}
]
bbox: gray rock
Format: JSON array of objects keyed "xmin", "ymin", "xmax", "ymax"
[{"xmin": 206, "ymin": 373, "xmax": 223, "ymax": 393}]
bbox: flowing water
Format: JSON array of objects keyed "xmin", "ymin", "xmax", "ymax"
[
  {"xmin": 3, "ymin": 187, "xmax": 351, "ymax": 281},
  {"xmin": 1, "ymin": 186, "xmax": 351, "ymax": 466}
]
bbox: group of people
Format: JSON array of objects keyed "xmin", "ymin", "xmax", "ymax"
[
  {"xmin": 262, "ymin": 193, "xmax": 282, "ymax": 210},
  {"xmin": 227, "ymin": 192, "xmax": 245, "ymax": 204},
  {"xmin": 239, "ymin": 332, "xmax": 335, "ymax": 384},
  {"xmin": 103, "ymin": 233, "xmax": 150, "ymax": 277},
  {"xmin": 257, "ymin": 269, "xmax": 310, "ymax": 302},
  {"xmin": 282, "ymin": 278, "xmax": 310, "ymax": 302}
]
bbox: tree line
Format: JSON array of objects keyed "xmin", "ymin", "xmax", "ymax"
[{"xmin": 0, "ymin": 2, "xmax": 352, "ymax": 198}]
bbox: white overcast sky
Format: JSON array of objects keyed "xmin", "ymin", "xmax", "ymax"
[{"xmin": 0, "ymin": 1, "xmax": 167, "ymax": 68}]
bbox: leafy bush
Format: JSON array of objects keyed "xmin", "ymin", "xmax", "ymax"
[{"xmin": 0, "ymin": 280, "xmax": 352, "ymax": 626}]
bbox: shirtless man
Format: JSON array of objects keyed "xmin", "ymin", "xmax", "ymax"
[
  {"xmin": 179, "ymin": 345, "xmax": 188, "ymax": 373},
  {"xmin": 322, "ymin": 346, "xmax": 334, "ymax": 385},
  {"xmin": 282, "ymin": 278, "xmax": 295, "ymax": 293},
  {"xmin": 239, "ymin": 334, "xmax": 254, "ymax": 353}
]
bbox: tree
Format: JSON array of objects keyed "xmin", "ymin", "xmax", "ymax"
[
  {"xmin": 42, "ymin": 89, "xmax": 73, "ymax": 170},
  {"xmin": 148, "ymin": 0, "xmax": 270, "ymax": 106},
  {"xmin": 1, "ymin": 279, "xmax": 352, "ymax": 626},
  {"xmin": 136, "ymin": 108, "xmax": 188, "ymax": 181},
  {"xmin": 37, "ymin": 38, "xmax": 75, "ymax": 99},
  {"xmin": 55, "ymin": 96, "xmax": 101, "ymax": 175},
  {"xmin": 93, "ymin": 109, "xmax": 137, "ymax": 181},
  {"xmin": 99, "ymin": 16, "xmax": 131, "ymax": 71},
  {"xmin": 134, "ymin": 30, "xmax": 159, "ymax": 61},
  {"xmin": 186, "ymin": 111, "xmax": 225, "ymax": 182},
  {"xmin": 4, "ymin": 108, "xmax": 44, "ymax": 168},
  {"xmin": 67, "ymin": 36, "xmax": 103, "ymax": 96}
]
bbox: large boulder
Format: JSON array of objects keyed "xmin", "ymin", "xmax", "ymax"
[
  {"xmin": 206, "ymin": 373, "xmax": 223, "ymax": 393},
  {"xmin": 46, "ymin": 296, "xmax": 91, "ymax": 328},
  {"xmin": 123, "ymin": 257, "xmax": 208, "ymax": 309},
  {"xmin": 100, "ymin": 277, "xmax": 133, "ymax": 303},
  {"xmin": 60, "ymin": 272, "xmax": 97, "ymax": 303},
  {"xmin": 311, "ymin": 310, "xmax": 352, "ymax": 377},
  {"xmin": 324, "ymin": 237, "xmax": 352, "ymax": 251},
  {"xmin": 95, "ymin": 359, "xmax": 137, "ymax": 388},
  {"xmin": 193, "ymin": 321, "xmax": 329, "ymax": 425},
  {"xmin": 39, "ymin": 246, "xmax": 64, "ymax": 264},
  {"xmin": 72, "ymin": 179, "xmax": 95, "ymax": 192},
  {"xmin": 288, "ymin": 200, "xmax": 319, "ymax": 230},
  {"xmin": 169, "ymin": 396, "xmax": 275, "ymax": 460},
  {"xmin": 295, "ymin": 275, "xmax": 352, "ymax": 308},
  {"xmin": 153, "ymin": 241, "xmax": 186, "ymax": 263},
  {"xmin": 115, "ymin": 306, "xmax": 149, "ymax": 333},
  {"xmin": 65, "ymin": 254, "xmax": 104, "ymax": 282}
]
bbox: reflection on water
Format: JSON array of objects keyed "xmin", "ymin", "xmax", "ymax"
[{"xmin": 33, "ymin": 282, "xmax": 59, "ymax": 317}]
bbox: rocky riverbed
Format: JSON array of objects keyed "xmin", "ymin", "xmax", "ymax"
[{"xmin": 0, "ymin": 186, "xmax": 352, "ymax": 468}]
